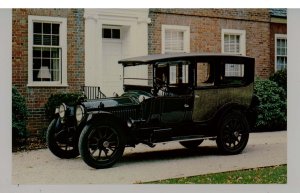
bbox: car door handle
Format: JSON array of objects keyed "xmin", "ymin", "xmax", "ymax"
[{"xmin": 184, "ymin": 104, "xmax": 189, "ymax": 108}]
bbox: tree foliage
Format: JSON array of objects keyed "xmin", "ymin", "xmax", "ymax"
[
  {"xmin": 12, "ymin": 86, "xmax": 28, "ymax": 145},
  {"xmin": 254, "ymin": 79, "xmax": 287, "ymax": 130}
]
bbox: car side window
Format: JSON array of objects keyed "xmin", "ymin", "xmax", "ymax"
[
  {"xmin": 196, "ymin": 62, "xmax": 214, "ymax": 87},
  {"xmin": 169, "ymin": 61, "xmax": 190, "ymax": 85},
  {"xmin": 220, "ymin": 63, "xmax": 245, "ymax": 85}
]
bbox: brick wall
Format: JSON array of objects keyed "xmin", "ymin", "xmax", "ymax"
[
  {"xmin": 148, "ymin": 9, "xmax": 272, "ymax": 78},
  {"xmin": 12, "ymin": 9, "xmax": 85, "ymax": 135}
]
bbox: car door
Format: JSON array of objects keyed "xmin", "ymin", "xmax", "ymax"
[{"xmin": 160, "ymin": 96, "xmax": 186, "ymax": 124}]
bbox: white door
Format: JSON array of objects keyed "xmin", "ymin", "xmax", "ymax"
[{"xmin": 102, "ymin": 39, "xmax": 123, "ymax": 96}]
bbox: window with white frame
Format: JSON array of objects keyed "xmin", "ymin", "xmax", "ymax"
[
  {"xmin": 28, "ymin": 16, "xmax": 67, "ymax": 86},
  {"xmin": 275, "ymin": 34, "xmax": 287, "ymax": 71},
  {"xmin": 222, "ymin": 29, "xmax": 246, "ymax": 55},
  {"xmin": 222, "ymin": 29, "xmax": 246, "ymax": 76},
  {"xmin": 225, "ymin": 63, "xmax": 244, "ymax": 77},
  {"xmin": 162, "ymin": 25, "xmax": 190, "ymax": 54},
  {"xmin": 102, "ymin": 26, "xmax": 121, "ymax": 39}
]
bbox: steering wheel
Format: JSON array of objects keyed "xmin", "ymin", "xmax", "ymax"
[{"xmin": 153, "ymin": 78, "xmax": 168, "ymax": 96}]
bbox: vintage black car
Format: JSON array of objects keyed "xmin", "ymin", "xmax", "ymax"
[{"xmin": 46, "ymin": 53, "xmax": 258, "ymax": 169}]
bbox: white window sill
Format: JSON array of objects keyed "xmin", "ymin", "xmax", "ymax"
[{"xmin": 27, "ymin": 83, "xmax": 69, "ymax": 87}]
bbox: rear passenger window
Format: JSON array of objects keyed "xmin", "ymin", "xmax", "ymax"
[
  {"xmin": 220, "ymin": 63, "xmax": 245, "ymax": 85},
  {"xmin": 225, "ymin": 63, "xmax": 244, "ymax": 77},
  {"xmin": 197, "ymin": 62, "xmax": 214, "ymax": 87}
]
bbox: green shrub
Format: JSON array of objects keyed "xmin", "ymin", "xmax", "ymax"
[
  {"xmin": 269, "ymin": 69, "xmax": 287, "ymax": 92},
  {"xmin": 44, "ymin": 92, "xmax": 82, "ymax": 120},
  {"xmin": 254, "ymin": 79, "xmax": 287, "ymax": 130},
  {"xmin": 12, "ymin": 86, "xmax": 28, "ymax": 145}
]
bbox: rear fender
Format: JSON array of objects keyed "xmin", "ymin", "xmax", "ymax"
[{"xmin": 211, "ymin": 103, "xmax": 248, "ymax": 133}]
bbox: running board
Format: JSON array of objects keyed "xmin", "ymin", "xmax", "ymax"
[
  {"xmin": 152, "ymin": 135, "xmax": 217, "ymax": 144},
  {"xmin": 170, "ymin": 135, "xmax": 216, "ymax": 142}
]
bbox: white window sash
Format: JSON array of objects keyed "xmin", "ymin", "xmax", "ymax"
[
  {"xmin": 162, "ymin": 25, "xmax": 190, "ymax": 54},
  {"xmin": 221, "ymin": 29, "xmax": 246, "ymax": 56},
  {"xmin": 28, "ymin": 15, "xmax": 68, "ymax": 87},
  {"xmin": 275, "ymin": 34, "xmax": 287, "ymax": 72}
]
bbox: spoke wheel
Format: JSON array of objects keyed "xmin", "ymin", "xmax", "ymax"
[
  {"xmin": 216, "ymin": 110, "xmax": 249, "ymax": 155},
  {"xmin": 46, "ymin": 118, "xmax": 79, "ymax": 159},
  {"xmin": 179, "ymin": 140, "xmax": 204, "ymax": 149},
  {"xmin": 79, "ymin": 122, "xmax": 125, "ymax": 169}
]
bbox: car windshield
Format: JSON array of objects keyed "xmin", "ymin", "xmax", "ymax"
[{"xmin": 123, "ymin": 64, "xmax": 152, "ymax": 86}]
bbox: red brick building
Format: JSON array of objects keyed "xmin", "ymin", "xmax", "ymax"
[
  {"xmin": 12, "ymin": 9, "xmax": 287, "ymax": 135},
  {"xmin": 148, "ymin": 8, "xmax": 287, "ymax": 78}
]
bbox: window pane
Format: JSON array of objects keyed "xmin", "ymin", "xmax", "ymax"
[
  {"xmin": 42, "ymin": 48, "xmax": 51, "ymax": 58},
  {"xmin": 103, "ymin": 28, "xmax": 111, "ymax": 38},
  {"xmin": 33, "ymin": 22, "xmax": 42, "ymax": 33},
  {"xmin": 33, "ymin": 34, "xmax": 42, "ymax": 45},
  {"xmin": 52, "ymin": 24, "xmax": 59, "ymax": 34},
  {"xmin": 277, "ymin": 47, "xmax": 281, "ymax": 55},
  {"xmin": 236, "ymin": 35, "xmax": 240, "ymax": 42},
  {"xmin": 169, "ymin": 65, "xmax": 177, "ymax": 84},
  {"xmin": 112, "ymin": 29, "xmax": 120, "ymax": 39},
  {"xmin": 52, "ymin": 35, "xmax": 59, "ymax": 46},
  {"xmin": 51, "ymin": 48, "xmax": 60, "ymax": 58},
  {"xmin": 43, "ymin": 23, "xmax": 51, "ymax": 34},
  {"xmin": 43, "ymin": 35, "xmax": 51, "ymax": 45},
  {"xmin": 51, "ymin": 59, "xmax": 60, "ymax": 81},
  {"xmin": 51, "ymin": 59, "xmax": 60, "ymax": 70},
  {"xmin": 33, "ymin": 59, "xmax": 41, "ymax": 70},
  {"xmin": 281, "ymin": 47, "xmax": 286, "ymax": 55},
  {"xmin": 51, "ymin": 70, "xmax": 59, "ymax": 81},
  {"xmin": 33, "ymin": 47, "xmax": 41, "ymax": 57},
  {"xmin": 182, "ymin": 64, "xmax": 189, "ymax": 83},
  {"xmin": 42, "ymin": 58, "xmax": 50, "ymax": 67},
  {"xmin": 33, "ymin": 69, "xmax": 40, "ymax": 81}
]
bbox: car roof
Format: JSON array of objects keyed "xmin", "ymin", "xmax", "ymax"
[{"xmin": 119, "ymin": 53, "xmax": 254, "ymax": 66}]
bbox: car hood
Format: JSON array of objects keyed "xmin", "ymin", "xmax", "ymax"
[
  {"xmin": 82, "ymin": 90, "xmax": 153, "ymax": 111},
  {"xmin": 82, "ymin": 97, "xmax": 138, "ymax": 110}
]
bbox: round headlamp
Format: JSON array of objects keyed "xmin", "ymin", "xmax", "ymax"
[
  {"xmin": 76, "ymin": 105, "xmax": 85, "ymax": 122},
  {"xmin": 59, "ymin": 103, "xmax": 67, "ymax": 118}
]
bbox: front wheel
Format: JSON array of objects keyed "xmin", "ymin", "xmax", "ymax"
[
  {"xmin": 79, "ymin": 122, "xmax": 125, "ymax": 169},
  {"xmin": 46, "ymin": 118, "xmax": 79, "ymax": 159},
  {"xmin": 216, "ymin": 110, "xmax": 249, "ymax": 155}
]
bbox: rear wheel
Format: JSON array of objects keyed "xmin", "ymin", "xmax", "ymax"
[
  {"xmin": 46, "ymin": 118, "xmax": 79, "ymax": 159},
  {"xmin": 79, "ymin": 122, "xmax": 125, "ymax": 169},
  {"xmin": 216, "ymin": 110, "xmax": 249, "ymax": 155},
  {"xmin": 179, "ymin": 140, "xmax": 204, "ymax": 149}
]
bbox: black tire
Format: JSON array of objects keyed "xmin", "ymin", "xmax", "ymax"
[
  {"xmin": 216, "ymin": 110, "xmax": 249, "ymax": 155},
  {"xmin": 46, "ymin": 118, "xmax": 79, "ymax": 159},
  {"xmin": 78, "ymin": 122, "xmax": 125, "ymax": 169},
  {"xmin": 179, "ymin": 140, "xmax": 204, "ymax": 149}
]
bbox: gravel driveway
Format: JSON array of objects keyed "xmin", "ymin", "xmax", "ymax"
[{"xmin": 12, "ymin": 131, "xmax": 287, "ymax": 184}]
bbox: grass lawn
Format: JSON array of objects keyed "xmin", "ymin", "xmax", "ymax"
[{"xmin": 145, "ymin": 165, "xmax": 287, "ymax": 184}]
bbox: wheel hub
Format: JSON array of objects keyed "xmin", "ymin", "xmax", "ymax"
[
  {"xmin": 233, "ymin": 131, "xmax": 239, "ymax": 137},
  {"xmin": 103, "ymin": 141, "xmax": 110, "ymax": 148}
]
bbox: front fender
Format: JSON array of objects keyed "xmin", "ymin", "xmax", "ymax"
[{"xmin": 79, "ymin": 111, "xmax": 132, "ymax": 143}]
